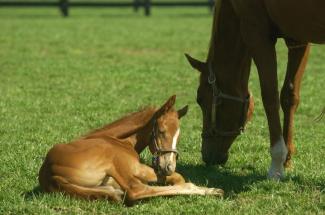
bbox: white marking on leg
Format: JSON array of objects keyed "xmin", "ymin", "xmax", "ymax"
[{"xmin": 268, "ymin": 136, "xmax": 288, "ymax": 180}]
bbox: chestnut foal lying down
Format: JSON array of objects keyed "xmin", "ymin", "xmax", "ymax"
[{"xmin": 39, "ymin": 96, "xmax": 224, "ymax": 204}]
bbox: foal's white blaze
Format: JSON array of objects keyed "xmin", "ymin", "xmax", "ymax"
[
  {"xmin": 268, "ymin": 136, "xmax": 288, "ymax": 180},
  {"xmin": 170, "ymin": 128, "xmax": 180, "ymax": 160}
]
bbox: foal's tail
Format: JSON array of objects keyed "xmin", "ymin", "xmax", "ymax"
[{"xmin": 51, "ymin": 176, "xmax": 124, "ymax": 202}]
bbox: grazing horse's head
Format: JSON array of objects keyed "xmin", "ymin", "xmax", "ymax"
[
  {"xmin": 149, "ymin": 95, "xmax": 188, "ymax": 176},
  {"xmin": 185, "ymin": 54, "xmax": 254, "ymax": 166}
]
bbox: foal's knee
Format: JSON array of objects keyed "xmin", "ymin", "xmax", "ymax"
[{"xmin": 125, "ymin": 184, "xmax": 145, "ymax": 202}]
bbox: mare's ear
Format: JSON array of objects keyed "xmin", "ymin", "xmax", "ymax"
[
  {"xmin": 177, "ymin": 105, "xmax": 189, "ymax": 119},
  {"xmin": 185, "ymin": 53, "xmax": 205, "ymax": 72},
  {"xmin": 246, "ymin": 93, "xmax": 254, "ymax": 122},
  {"xmin": 156, "ymin": 95, "xmax": 176, "ymax": 117}
]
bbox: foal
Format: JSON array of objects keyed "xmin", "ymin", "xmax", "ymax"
[{"xmin": 39, "ymin": 96, "xmax": 223, "ymax": 203}]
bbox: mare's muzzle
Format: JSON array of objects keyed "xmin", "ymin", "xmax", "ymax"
[{"xmin": 201, "ymin": 140, "xmax": 229, "ymax": 165}]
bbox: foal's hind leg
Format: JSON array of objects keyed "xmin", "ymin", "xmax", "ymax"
[{"xmin": 281, "ymin": 40, "xmax": 310, "ymax": 168}]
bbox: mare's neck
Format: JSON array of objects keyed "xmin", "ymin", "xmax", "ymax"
[{"xmin": 207, "ymin": 0, "xmax": 251, "ymax": 98}]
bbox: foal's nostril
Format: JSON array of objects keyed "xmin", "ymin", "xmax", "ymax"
[{"xmin": 166, "ymin": 164, "xmax": 173, "ymax": 172}]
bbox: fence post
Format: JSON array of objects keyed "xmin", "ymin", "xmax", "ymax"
[
  {"xmin": 133, "ymin": 0, "xmax": 140, "ymax": 12},
  {"xmin": 144, "ymin": 0, "xmax": 151, "ymax": 16},
  {"xmin": 59, "ymin": 0, "xmax": 69, "ymax": 17},
  {"xmin": 208, "ymin": 0, "xmax": 214, "ymax": 11}
]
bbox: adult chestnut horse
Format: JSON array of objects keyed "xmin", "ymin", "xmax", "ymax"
[
  {"xmin": 186, "ymin": 0, "xmax": 325, "ymax": 180},
  {"xmin": 39, "ymin": 96, "xmax": 223, "ymax": 204}
]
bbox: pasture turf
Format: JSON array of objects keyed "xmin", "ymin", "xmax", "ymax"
[{"xmin": 0, "ymin": 7, "xmax": 324, "ymax": 214}]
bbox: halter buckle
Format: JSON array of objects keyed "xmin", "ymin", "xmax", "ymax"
[{"xmin": 208, "ymin": 74, "xmax": 216, "ymax": 84}]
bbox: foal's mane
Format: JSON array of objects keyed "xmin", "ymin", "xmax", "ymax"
[{"xmin": 82, "ymin": 106, "xmax": 157, "ymax": 139}]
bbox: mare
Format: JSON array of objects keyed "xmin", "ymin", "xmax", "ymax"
[
  {"xmin": 38, "ymin": 95, "xmax": 223, "ymax": 204},
  {"xmin": 185, "ymin": 0, "xmax": 325, "ymax": 180}
]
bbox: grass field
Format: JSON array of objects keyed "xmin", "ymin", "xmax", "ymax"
[{"xmin": 0, "ymin": 7, "xmax": 324, "ymax": 214}]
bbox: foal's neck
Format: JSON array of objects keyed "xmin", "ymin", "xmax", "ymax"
[{"xmin": 83, "ymin": 107, "xmax": 157, "ymax": 153}]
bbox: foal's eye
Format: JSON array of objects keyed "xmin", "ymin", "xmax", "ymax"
[{"xmin": 159, "ymin": 128, "xmax": 166, "ymax": 133}]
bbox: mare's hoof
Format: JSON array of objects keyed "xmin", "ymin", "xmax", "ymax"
[{"xmin": 268, "ymin": 169, "xmax": 285, "ymax": 181}]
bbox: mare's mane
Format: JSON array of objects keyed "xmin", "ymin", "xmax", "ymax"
[{"xmin": 207, "ymin": 0, "xmax": 222, "ymax": 62}]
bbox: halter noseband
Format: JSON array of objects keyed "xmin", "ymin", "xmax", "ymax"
[
  {"xmin": 151, "ymin": 120, "xmax": 179, "ymax": 169},
  {"xmin": 202, "ymin": 64, "xmax": 250, "ymax": 138}
]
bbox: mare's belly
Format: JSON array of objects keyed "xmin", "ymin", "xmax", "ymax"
[{"xmin": 264, "ymin": 0, "xmax": 325, "ymax": 43}]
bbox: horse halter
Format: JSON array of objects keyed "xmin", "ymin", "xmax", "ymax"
[
  {"xmin": 150, "ymin": 120, "xmax": 179, "ymax": 169},
  {"xmin": 202, "ymin": 64, "xmax": 250, "ymax": 138}
]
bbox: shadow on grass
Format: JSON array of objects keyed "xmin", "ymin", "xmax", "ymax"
[
  {"xmin": 176, "ymin": 163, "xmax": 265, "ymax": 198},
  {"xmin": 177, "ymin": 162, "xmax": 325, "ymax": 198},
  {"xmin": 24, "ymin": 186, "xmax": 44, "ymax": 200}
]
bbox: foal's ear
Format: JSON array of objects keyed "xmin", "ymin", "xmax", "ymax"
[
  {"xmin": 156, "ymin": 95, "xmax": 176, "ymax": 117},
  {"xmin": 177, "ymin": 105, "xmax": 189, "ymax": 119},
  {"xmin": 185, "ymin": 53, "xmax": 205, "ymax": 72}
]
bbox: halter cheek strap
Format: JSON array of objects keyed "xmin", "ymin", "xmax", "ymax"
[
  {"xmin": 150, "ymin": 120, "xmax": 179, "ymax": 168},
  {"xmin": 204, "ymin": 63, "xmax": 250, "ymax": 137}
]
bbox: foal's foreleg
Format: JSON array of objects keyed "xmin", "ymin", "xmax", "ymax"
[
  {"xmin": 134, "ymin": 164, "xmax": 185, "ymax": 185},
  {"xmin": 165, "ymin": 172, "xmax": 186, "ymax": 185},
  {"xmin": 127, "ymin": 183, "xmax": 223, "ymax": 201},
  {"xmin": 281, "ymin": 40, "xmax": 310, "ymax": 168}
]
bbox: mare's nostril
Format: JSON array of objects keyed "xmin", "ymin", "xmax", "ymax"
[
  {"xmin": 202, "ymin": 150, "xmax": 229, "ymax": 166},
  {"xmin": 215, "ymin": 154, "xmax": 228, "ymax": 165}
]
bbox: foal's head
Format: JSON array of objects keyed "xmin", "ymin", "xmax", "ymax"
[{"xmin": 149, "ymin": 95, "xmax": 188, "ymax": 176}]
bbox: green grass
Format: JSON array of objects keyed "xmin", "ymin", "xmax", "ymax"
[{"xmin": 0, "ymin": 7, "xmax": 324, "ymax": 214}]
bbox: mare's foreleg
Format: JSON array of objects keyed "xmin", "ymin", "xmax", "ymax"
[
  {"xmin": 281, "ymin": 40, "xmax": 310, "ymax": 168},
  {"xmin": 241, "ymin": 23, "xmax": 287, "ymax": 180}
]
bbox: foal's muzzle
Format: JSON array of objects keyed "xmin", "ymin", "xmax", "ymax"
[{"xmin": 152, "ymin": 152, "xmax": 178, "ymax": 176}]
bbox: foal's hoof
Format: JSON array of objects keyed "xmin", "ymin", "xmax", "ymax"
[
  {"xmin": 205, "ymin": 188, "xmax": 224, "ymax": 196},
  {"xmin": 112, "ymin": 191, "xmax": 124, "ymax": 202}
]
